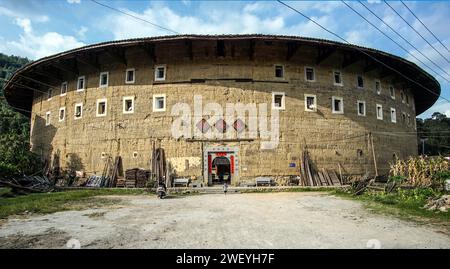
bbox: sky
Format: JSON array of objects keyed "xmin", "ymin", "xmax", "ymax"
[{"xmin": 0, "ymin": 0, "xmax": 449, "ymax": 118}]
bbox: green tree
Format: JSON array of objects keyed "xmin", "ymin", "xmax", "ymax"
[{"xmin": 416, "ymin": 112, "xmax": 450, "ymax": 156}]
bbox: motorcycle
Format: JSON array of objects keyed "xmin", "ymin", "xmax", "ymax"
[{"xmin": 156, "ymin": 183, "xmax": 166, "ymax": 199}]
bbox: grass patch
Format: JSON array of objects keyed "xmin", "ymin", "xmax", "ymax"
[
  {"xmin": 0, "ymin": 188, "xmax": 148, "ymax": 219},
  {"xmin": 332, "ymin": 188, "xmax": 450, "ymax": 223}
]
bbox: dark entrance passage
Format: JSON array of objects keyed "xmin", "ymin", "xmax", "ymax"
[{"xmin": 211, "ymin": 156, "xmax": 231, "ymax": 184}]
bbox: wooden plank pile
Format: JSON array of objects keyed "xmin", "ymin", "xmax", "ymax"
[
  {"xmin": 0, "ymin": 176, "xmax": 55, "ymax": 193},
  {"xmin": 125, "ymin": 168, "xmax": 150, "ymax": 188},
  {"xmin": 299, "ymin": 149, "xmax": 342, "ymax": 186}
]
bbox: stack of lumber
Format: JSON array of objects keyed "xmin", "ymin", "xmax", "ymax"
[
  {"xmin": 125, "ymin": 168, "xmax": 150, "ymax": 188},
  {"xmin": 0, "ymin": 176, "xmax": 55, "ymax": 193},
  {"xmin": 115, "ymin": 178, "xmax": 126, "ymax": 188},
  {"xmin": 299, "ymin": 150, "xmax": 342, "ymax": 187}
]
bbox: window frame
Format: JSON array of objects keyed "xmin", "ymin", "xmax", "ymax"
[
  {"xmin": 376, "ymin": 104, "xmax": 383, "ymax": 120},
  {"xmin": 375, "ymin": 79, "xmax": 381, "ymax": 95},
  {"xmin": 59, "ymin": 107, "xmax": 66, "ymax": 122},
  {"xmin": 390, "ymin": 107, "xmax": 397, "ymax": 123},
  {"xmin": 333, "ymin": 70, "xmax": 343, "ymax": 86},
  {"xmin": 357, "ymin": 100, "xmax": 366, "ymax": 116},
  {"xmin": 99, "ymin": 72, "xmax": 109, "ymax": 88},
  {"xmin": 305, "ymin": 66, "xmax": 316, "ymax": 82},
  {"xmin": 60, "ymin": 82, "xmax": 68, "ymax": 96},
  {"xmin": 153, "ymin": 94, "xmax": 167, "ymax": 112},
  {"xmin": 77, "ymin": 76, "xmax": 86, "ymax": 91},
  {"xmin": 389, "ymin": 85, "xmax": 395, "ymax": 99},
  {"xmin": 45, "ymin": 111, "xmax": 51, "ymax": 126},
  {"xmin": 74, "ymin": 103, "xmax": 83, "ymax": 119},
  {"xmin": 47, "ymin": 88, "xmax": 53, "ymax": 100},
  {"xmin": 357, "ymin": 75, "xmax": 364, "ymax": 89},
  {"xmin": 331, "ymin": 96, "xmax": 344, "ymax": 114},
  {"xmin": 154, "ymin": 65, "xmax": 166, "ymax": 82},
  {"xmin": 125, "ymin": 68, "xmax": 135, "ymax": 84},
  {"xmin": 274, "ymin": 64, "xmax": 284, "ymax": 79},
  {"xmin": 123, "ymin": 96, "xmax": 135, "ymax": 114},
  {"xmin": 304, "ymin": 94, "xmax": 317, "ymax": 112},
  {"xmin": 96, "ymin": 98, "xmax": 107, "ymax": 117},
  {"xmin": 272, "ymin": 92, "xmax": 286, "ymax": 110}
]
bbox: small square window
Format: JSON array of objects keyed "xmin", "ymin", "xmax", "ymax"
[
  {"xmin": 153, "ymin": 94, "xmax": 166, "ymax": 112},
  {"xmin": 45, "ymin": 111, "xmax": 51, "ymax": 126},
  {"xmin": 125, "ymin": 68, "xmax": 135, "ymax": 84},
  {"xmin": 59, "ymin": 107, "xmax": 65, "ymax": 122},
  {"xmin": 375, "ymin": 80, "xmax": 381, "ymax": 95},
  {"xmin": 333, "ymin": 71, "xmax": 343, "ymax": 86},
  {"xmin": 389, "ymin": 86, "xmax": 395, "ymax": 99},
  {"xmin": 305, "ymin": 94, "xmax": 316, "ymax": 112},
  {"xmin": 376, "ymin": 104, "xmax": 383, "ymax": 120},
  {"xmin": 357, "ymin": 75, "xmax": 364, "ymax": 88},
  {"xmin": 305, "ymin": 67, "xmax": 315, "ymax": 82},
  {"xmin": 401, "ymin": 91, "xmax": 405, "ymax": 103},
  {"xmin": 123, "ymin": 96, "xmax": 134, "ymax": 114},
  {"xmin": 74, "ymin": 103, "xmax": 83, "ymax": 119},
  {"xmin": 275, "ymin": 65, "xmax": 284, "ymax": 78},
  {"xmin": 155, "ymin": 65, "xmax": 166, "ymax": 81},
  {"xmin": 390, "ymin": 108, "xmax": 396, "ymax": 123},
  {"xmin": 60, "ymin": 82, "xmax": 67, "ymax": 96},
  {"xmin": 77, "ymin": 76, "xmax": 85, "ymax": 91},
  {"xmin": 357, "ymin": 101, "xmax": 366, "ymax": 116},
  {"xmin": 99, "ymin": 72, "xmax": 108, "ymax": 87},
  {"xmin": 96, "ymin": 99, "xmax": 107, "ymax": 117},
  {"xmin": 47, "ymin": 88, "xmax": 53, "ymax": 100},
  {"xmin": 272, "ymin": 92, "xmax": 285, "ymax": 110},
  {"xmin": 332, "ymin": 96, "xmax": 344, "ymax": 114}
]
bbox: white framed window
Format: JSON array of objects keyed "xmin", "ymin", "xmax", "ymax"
[
  {"xmin": 375, "ymin": 80, "xmax": 381, "ymax": 95},
  {"xmin": 272, "ymin": 92, "xmax": 285, "ymax": 110},
  {"xmin": 407, "ymin": 114, "xmax": 411, "ymax": 125},
  {"xmin": 305, "ymin": 67, "xmax": 315, "ymax": 82},
  {"xmin": 390, "ymin": 108, "xmax": 396, "ymax": 123},
  {"xmin": 99, "ymin": 72, "xmax": 109, "ymax": 88},
  {"xmin": 357, "ymin": 100, "xmax": 366, "ymax": 116},
  {"xmin": 133, "ymin": 151, "xmax": 138, "ymax": 159},
  {"xmin": 357, "ymin": 75, "xmax": 364, "ymax": 88},
  {"xmin": 274, "ymin": 65, "xmax": 284, "ymax": 78},
  {"xmin": 304, "ymin": 94, "xmax": 317, "ymax": 112},
  {"xmin": 59, "ymin": 107, "xmax": 66, "ymax": 122},
  {"xmin": 154, "ymin": 65, "xmax": 166, "ymax": 81},
  {"xmin": 45, "ymin": 111, "xmax": 51, "ymax": 126},
  {"xmin": 376, "ymin": 104, "xmax": 383, "ymax": 120},
  {"xmin": 333, "ymin": 70, "xmax": 343, "ymax": 86},
  {"xmin": 96, "ymin": 98, "xmax": 107, "ymax": 117},
  {"xmin": 332, "ymin": 96, "xmax": 344, "ymax": 114},
  {"xmin": 47, "ymin": 88, "xmax": 53, "ymax": 100},
  {"xmin": 77, "ymin": 76, "xmax": 85, "ymax": 91},
  {"xmin": 60, "ymin": 82, "xmax": 68, "ymax": 96},
  {"xmin": 123, "ymin": 96, "xmax": 135, "ymax": 114},
  {"xmin": 125, "ymin": 68, "xmax": 135, "ymax": 84},
  {"xmin": 402, "ymin": 112, "xmax": 406, "ymax": 123},
  {"xmin": 153, "ymin": 94, "xmax": 166, "ymax": 112},
  {"xmin": 400, "ymin": 91, "xmax": 405, "ymax": 103},
  {"xmin": 406, "ymin": 94, "xmax": 410, "ymax": 105},
  {"xmin": 74, "ymin": 103, "xmax": 83, "ymax": 119},
  {"xmin": 389, "ymin": 85, "xmax": 395, "ymax": 99}
]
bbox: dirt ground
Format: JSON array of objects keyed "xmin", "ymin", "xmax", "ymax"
[{"xmin": 0, "ymin": 192, "xmax": 449, "ymax": 249}]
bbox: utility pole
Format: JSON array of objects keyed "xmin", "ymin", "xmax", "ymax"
[{"xmin": 420, "ymin": 138, "xmax": 427, "ymax": 155}]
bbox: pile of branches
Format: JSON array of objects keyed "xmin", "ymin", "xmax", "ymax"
[
  {"xmin": 0, "ymin": 175, "xmax": 56, "ymax": 194},
  {"xmin": 423, "ymin": 195, "xmax": 450, "ymax": 212}
]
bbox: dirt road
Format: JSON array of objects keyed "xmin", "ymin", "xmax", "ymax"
[{"xmin": 0, "ymin": 192, "xmax": 449, "ymax": 248}]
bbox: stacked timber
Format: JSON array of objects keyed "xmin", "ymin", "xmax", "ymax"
[
  {"xmin": 300, "ymin": 149, "xmax": 342, "ymax": 187},
  {"xmin": 125, "ymin": 168, "xmax": 150, "ymax": 188}
]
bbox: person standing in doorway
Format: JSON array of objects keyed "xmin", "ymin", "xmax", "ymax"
[{"xmin": 223, "ymin": 182, "xmax": 228, "ymax": 195}]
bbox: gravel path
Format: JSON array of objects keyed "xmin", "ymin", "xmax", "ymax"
[{"xmin": 0, "ymin": 192, "xmax": 449, "ymax": 248}]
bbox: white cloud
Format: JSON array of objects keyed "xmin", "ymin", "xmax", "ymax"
[
  {"xmin": 3, "ymin": 18, "xmax": 84, "ymax": 59},
  {"xmin": 67, "ymin": 0, "xmax": 81, "ymax": 4},
  {"xmin": 420, "ymin": 100, "xmax": 450, "ymax": 118},
  {"xmin": 0, "ymin": 5, "xmax": 49, "ymax": 23},
  {"xmin": 77, "ymin": 26, "xmax": 88, "ymax": 40}
]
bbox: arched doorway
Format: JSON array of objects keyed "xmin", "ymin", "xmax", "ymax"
[{"xmin": 212, "ymin": 156, "xmax": 231, "ymax": 184}]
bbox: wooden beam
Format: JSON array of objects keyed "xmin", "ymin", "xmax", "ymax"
[
  {"xmin": 53, "ymin": 60, "xmax": 78, "ymax": 76},
  {"xmin": 186, "ymin": 40, "xmax": 193, "ymax": 60},
  {"xmin": 105, "ymin": 47, "xmax": 127, "ymax": 66},
  {"xmin": 76, "ymin": 54, "xmax": 100, "ymax": 71},
  {"xmin": 248, "ymin": 39, "xmax": 255, "ymax": 61},
  {"xmin": 342, "ymin": 53, "xmax": 360, "ymax": 69},
  {"xmin": 286, "ymin": 42, "xmax": 300, "ymax": 61},
  {"xmin": 141, "ymin": 43, "xmax": 156, "ymax": 63},
  {"xmin": 316, "ymin": 47, "xmax": 336, "ymax": 65}
]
